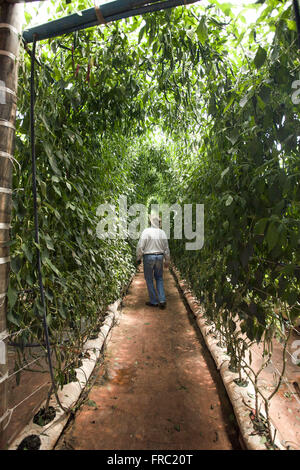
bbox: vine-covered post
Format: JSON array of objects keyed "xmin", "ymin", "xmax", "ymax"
[{"xmin": 0, "ymin": 0, "xmax": 23, "ymax": 449}]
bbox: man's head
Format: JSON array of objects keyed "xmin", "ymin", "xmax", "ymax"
[{"xmin": 149, "ymin": 213, "xmax": 160, "ymax": 228}]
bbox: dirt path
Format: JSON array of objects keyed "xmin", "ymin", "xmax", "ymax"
[{"xmin": 55, "ymin": 267, "xmax": 241, "ymax": 450}]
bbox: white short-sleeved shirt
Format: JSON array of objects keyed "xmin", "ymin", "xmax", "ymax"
[{"xmin": 136, "ymin": 226, "xmax": 170, "ymax": 261}]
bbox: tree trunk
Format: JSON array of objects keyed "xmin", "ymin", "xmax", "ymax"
[{"xmin": 0, "ymin": 0, "xmax": 23, "ymax": 450}]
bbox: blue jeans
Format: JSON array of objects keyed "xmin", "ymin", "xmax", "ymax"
[{"xmin": 143, "ymin": 254, "xmax": 166, "ymax": 305}]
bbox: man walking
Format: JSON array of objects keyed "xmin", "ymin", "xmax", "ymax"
[{"xmin": 136, "ymin": 214, "xmax": 170, "ymax": 309}]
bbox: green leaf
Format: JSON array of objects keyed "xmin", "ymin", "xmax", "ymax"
[
  {"xmin": 285, "ymin": 20, "xmax": 297, "ymax": 32},
  {"xmin": 240, "ymin": 94, "xmax": 249, "ymax": 108},
  {"xmin": 212, "ymin": 1, "xmax": 234, "ymax": 18},
  {"xmin": 87, "ymin": 399, "xmax": 97, "ymax": 408},
  {"xmin": 253, "ymin": 46, "xmax": 267, "ymax": 69},
  {"xmin": 287, "ymin": 291, "xmax": 298, "ymax": 306},
  {"xmin": 196, "ymin": 17, "xmax": 208, "ymax": 45},
  {"xmin": 48, "ymin": 154, "xmax": 62, "ymax": 176},
  {"xmin": 221, "ymin": 167, "xmax": 230, "ymax": 179},
  {"xmin": 22, "ymin": 243, "xmax": 33, "ymax": 263},
  {"xmin": 44, "ymin": 234, "xmax": 55, "ymax": 251},
  {"xmin": 7, "ymin": 285, "xmax": 18, "ymax": 309},
  {"xmin": 11, "ymin": 256, "xmax": 21, "ymax": 274},
  {"xmin": 254, "ymin": 218, "xmax": 268, "ymax": 235},
  {"xmin": 225, "ymin": 195, "xmax": 233, "ymax": 206},
  {"xmin": 42, "ymin": 256, "xmax": 61, "ymax": 276},
  {"xmin": 224, "ymin": 94, "xmax": 235, "ymax": 113},
  {"xmin": 266, "ymin": 222, "xmax": 279, "ymax": 252},
  {"xmin": 7, "ymin": 310, "xmax": 20, "ymax": 327},
  {"xmin": 138, "ymin": 25, "xmax": 146, "ymax": 44}
]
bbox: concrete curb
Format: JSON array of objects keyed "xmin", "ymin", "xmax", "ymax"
[
  {"xmin": 171, "ymin": 265, "xmax": 286, "ymax": 451},
  {"xmin": 8, "ymin": 299, "xmax": 122, "ymax": 451}
]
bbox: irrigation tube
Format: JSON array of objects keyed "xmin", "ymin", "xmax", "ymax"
[{"xmin": 22, "ymin": 0, "xmax": 200, "ymax": 43}]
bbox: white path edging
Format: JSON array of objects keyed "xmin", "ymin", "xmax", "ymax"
[
  {"xmin": 171, "ymin": 266, "xmax": 286, "ymax": 451},
  {"xmin": 8, "ymin": 300, "xmax": 122, "ymax": 451}
]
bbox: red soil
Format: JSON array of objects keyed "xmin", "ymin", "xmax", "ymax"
[{"xmin": 55, "ymin": 267, "xmax": 241, "ymax": 450}]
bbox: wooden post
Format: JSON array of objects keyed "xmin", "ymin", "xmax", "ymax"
[{"xmin": 0, "ymin": 0, "xmax": 23, "ymax": 449}]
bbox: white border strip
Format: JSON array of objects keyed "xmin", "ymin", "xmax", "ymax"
[
  {"xmin": 0, "ymin": 24, "xmax": 19, "ymax": 35},
  {"xmin": 0, "ymin": 371, "xmax": 8, "ymax": 386},
  {"xmin": 0, "ymin": 121, "xmax": 15, "ymax": 130},
  {"xmin": 0, "ymin": 328, "xmax": 8, "ymax": 340},
  {"xmin": 0, "ymin": 50, "xmax": 16, "ymax": 60},
  {"xmin": 0, "ymin": 85, "xmax": 16, "ymax": 98},
  {"xmin": 0, "ymin": 151, "xmax": 21, "ymax": 168},
  {"xmin": 0, "ymin": 187, "xmax": 12, "ymax": 194}
]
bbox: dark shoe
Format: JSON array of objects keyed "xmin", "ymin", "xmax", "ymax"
[
  {"xmin": 145, "ymin": 302, "xmax": 158, "ymax": 307},
  {"xmin": 159, "ymin": 302, "xmax": 166, "ymax": 309}
]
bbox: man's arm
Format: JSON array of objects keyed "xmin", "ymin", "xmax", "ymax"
[
  {"xmin": 162, "ymin": 235, "xmax": 170, "ymax": 267},
  {"xmin": 136, "ymin": 230, "xmax": 147, "ymax": 262}
]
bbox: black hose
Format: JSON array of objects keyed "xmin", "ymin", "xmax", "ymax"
[
  {"xmin": 293, "ymin": 0, "xmax": 300, "ymax": 49},
  {"xmin": 30, "ymin": 35, "xmax": 67, "ymax": 413}
]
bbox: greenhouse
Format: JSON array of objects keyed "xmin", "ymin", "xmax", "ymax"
[{"xmin": 0, "ymin": 0, "xmax": 299, "ymax": 454}]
